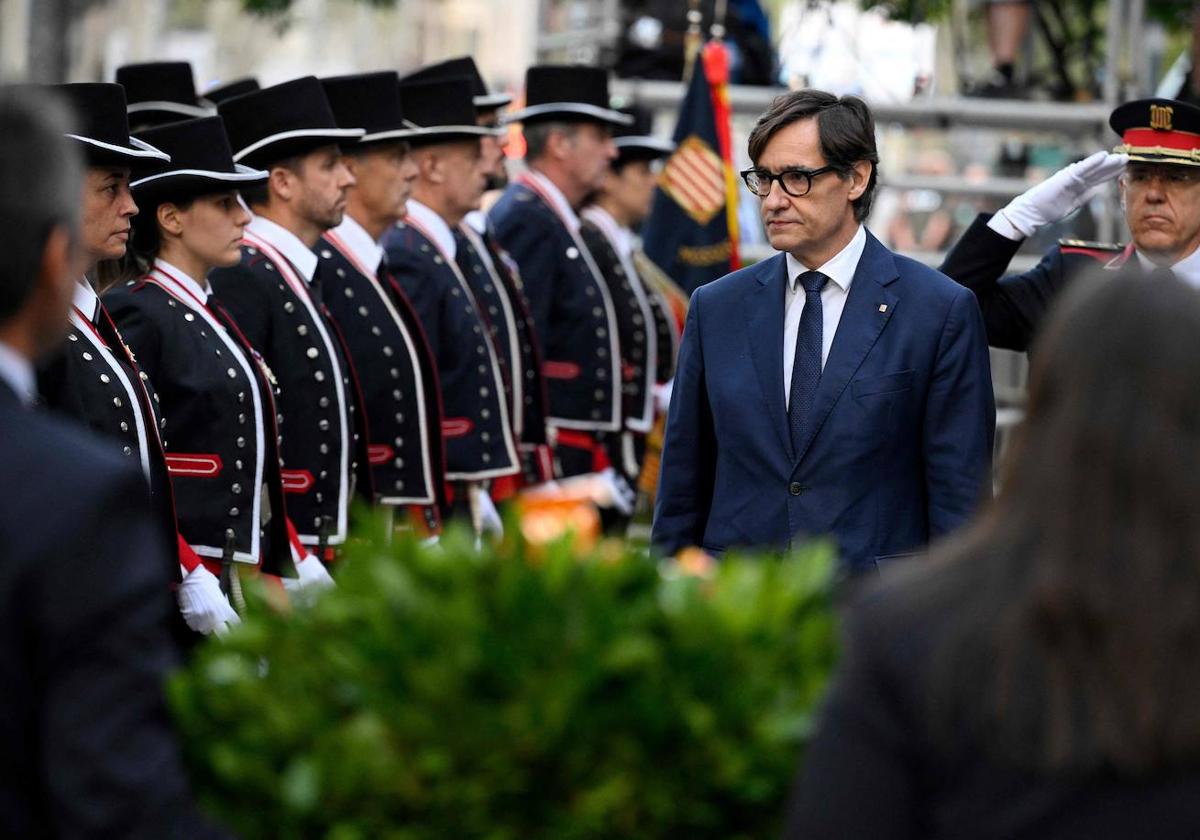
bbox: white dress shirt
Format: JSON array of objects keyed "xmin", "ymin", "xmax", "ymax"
[
  {"xmin": 524, "ymin": 169, "xmax": 581, "ymax": 231},
  {"xmin": 782, "ymin": 225, "xmax": 867, "ymax": 409},
  {"xmin": 1135, "ymin": 246, "xmax": 1200, "ymax": 288},
  {"xmin": 0, "ymin": 340, "xmax": 34, "ymax": 405},
  {"xmin": 404, "ymin": 198, "xmax": 458, "ymax": 260},
  {"xmin": 330, "ymin": 214, "xmax": 385, "ymax": 272},
  {"xmin": 246, "ymin": 214, "xmax": 318, "ymax": 282}
]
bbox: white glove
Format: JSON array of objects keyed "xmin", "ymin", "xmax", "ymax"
[
  {"xmin": 177, "ymin": 565, "xmax": 240, "ymax": 636},
  {"xmin": 598, "ymin": 466, "xmax": 636, "ymax": 515},
  {"xmin": 476, "ymin": 490, "xmax": 504, "ymax": 538},
  {"xmin": 991, "ymin": 151, "xmax": 1128, "ymax": 241},
  {"xmin": 282, "ymin": 552, "xmax": 335, "ymax": 603}
]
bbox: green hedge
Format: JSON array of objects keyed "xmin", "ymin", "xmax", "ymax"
[{"xmin": 169, "ymin": 518, "xmax": 838, "ymax": 839}]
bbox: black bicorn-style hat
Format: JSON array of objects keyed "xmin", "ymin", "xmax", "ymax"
[
  {"xmin": 54, "ymin": 82, "xmax": 171, "ymax": 169},
  {"xmin": 199, "ymin": 77, "xmax": 260, "ymax": 108},
  {"xmin": 115, "ymin": 61, "xmax": 212, "ymax": 129},
  {"xmin": 402, "ymin": 56, "xmax": 512, "ymax": 111},
  {"xmin": 396, "ymin": 75, "xmax": 506, "ymax": 145},
  {"xmin": 320, "ymin": 71, "xmax": 422, "ymax": 145},
  {"xmin": 130, "ymin": 116, "xmax": 268, "ymax": 208},
  {"xmin": 503, "ymin": 65, "xmax": 633, "ymax": 127},
  {"xmin": 613, "ymin": 104, "xmax": 674, "ymax": 163},
  {"xmin": 217, "ymin": 76, "xmax": 365, "ymax": 169},
  {"xmin": 1111, "ymin": 97, "xmax": 1200, "ymax": 167}
]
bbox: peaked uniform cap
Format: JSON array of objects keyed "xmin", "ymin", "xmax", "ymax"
[
  {"xmin": 613, "ymin": 104, "xmax": 674, "ymax": 162},
  {"xmin": 503, "ymin": 65, "xmax": 633, "ymax": 127},
  {"xmin": 320, "ymin": 71, "xmax": 423, "ymax": 144},
  {"xmin": 116, "ymin": 61, "xmax": 211, "ymax": 129},
  {"xmin": 396, "ymin": 75, "xmax": 505, "ymax": 144},
  {"xmin": 1111, "ymin": 97, "xmax": 1200, "ymax": 168},
  {"xmin": 402, "ymin": 56, "xmax": 512, "ymax": 110},
  {"xmin": 130, "ymin": 116, "xmax": 267, "ymax": 208},
  {"xmin": 55, "ymin": 82, "xmax": 170, "ymax": 169},
  {"xmin": 199, "ymin": 77, "xmax": 260, "ymax": 107},
  {"xmin": 217, "ymin": 76, "xmax": 364, "ymax": 169}
]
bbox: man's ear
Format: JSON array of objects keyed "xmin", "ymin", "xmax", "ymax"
[
  {"xmin": 269, "ymin": 166, "xmax": 294, "ymax": 202},
  {"xmin": 846, "ymin": 160, "xmax": 873, "ymax": 202},
  {"xmin": 342, "ymin": 154, "xmax": 361, "ymax": 181},
  {"xmin": 546, "ymin": 128, "xmax": 573, "ymax": 163},
  {"xmin": 419, "ymin": 149, "xmax": 444, "ymax": 185}
]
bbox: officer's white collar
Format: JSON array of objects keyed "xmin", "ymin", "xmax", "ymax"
[
  {"xmin": 153, "ymin": 258, "xmax": 211, "ymax": 300},
  {"xmin": 463, "ymin": 210, "xmax": 488, "ymax": 235},
  {"xmin": 246, "ymin": 214, "xmax": 318, "ymax": 282},
  {"xmin": 0, "ymin": 340, "xmax": 34, "ymax": 406},
  {"xmin": 73, "ymin": 278, "xmax": 100, "ymax": 323},
  {"xmin": 581, "ymin": 205, "xmax": 634, "ymax": 259},
  {"xmin": 1136, "ymin": 246, "xmax": 1200, "ymax": 289},
  {"xmin": 524, "ymin": 169, "xmax": 581, "ymax": 233},
  {"xmin": 404, "ymin": 198, "xmax": 457, "ymax": 261},
  {"xmin": 330, "ymin": 214, "xmax": 384, "ymax": 275}
]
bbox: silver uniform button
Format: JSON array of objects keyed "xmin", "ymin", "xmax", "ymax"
[
  {"xmin": 314, "ymin": 371, "xmax": 325, "ymax": 382},
  {"xmin": 120, "ymin": 421, "xmax": 129, "ymax": 432},
  {"xmin": 319, "ymin": 396, "xmax": 330, "ymax": 408},
  {"xmin": 113, "ymin": 397, "xmax": 122, "ymax": 408},
  {"xmin": 566, "ymin": 247, "xmax": 579, "ymax": 259},
  {"xmin": 320, "ymin": 443, "xmax": 329, "ymax": 454},
  {"xmin": 236, "ymin": 436, "xmax": 246, "ymax": 448},
  {"xmin": 82, "ymin": 352, "xmax": 93, "ymax": 361},
  {"xmin": 297, "ymin": 325, "xmax": 308, "ymax": 336},
  {"xmin": 230, "ymin": 507, "xmax": 239, "ymax": 517},
  {"xmin": 343, "ymin": 287, "xmax": 353, "ymax": 298},
  {"xmin": 232, "ymin": 483, "xmax": 242, "ymax": 494},
  {"xmin": 306, "ymin": 348, "xmax": 319, "ymax": 359},
  {"xmin": 184, "ymin": 312, "xmax": 195, "ymax": 322},
  {"xmin": 319, "ymin": 419, "xmax": 330, "ymax": 431},
  {"xmin": 227, "ymin": 368, "xmax": 238, "ymax": 378},
  {"xmin": 99, "ymin": 374, "xmax": 110, "ymax": 384}
]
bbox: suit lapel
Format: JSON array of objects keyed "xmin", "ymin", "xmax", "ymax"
[
  {"xmin": 743, "ymin": 254, "xmax": 792, "ymax": 456},
  {"xmin": 793, "ymin": 232, "xmax": 899, "ymax": 467}
]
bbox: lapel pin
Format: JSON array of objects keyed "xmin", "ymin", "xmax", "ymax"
[{"xmin": 879, "ymin": 304, "xmax": 888, "ymax": 313}]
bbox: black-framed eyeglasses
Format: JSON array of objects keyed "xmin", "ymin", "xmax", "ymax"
[{"xmin": 740, "ymin": 165, "xmax": 840, "ymax": 198}]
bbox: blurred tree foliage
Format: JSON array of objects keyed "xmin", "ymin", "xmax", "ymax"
[{"xmin": 169, "ymin": 518, "xmax": 839, "ymax": 839}]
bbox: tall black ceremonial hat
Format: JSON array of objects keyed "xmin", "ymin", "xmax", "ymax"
[
  {"xmin": 504, "ymin": 65, "xmax": 633, "ymax": 127},
  {"xmin": 1111, "ymin": 98, "xmax": 1200, "ymax": 168},
  {"xmin": 402, "ymin": 56, "xmax": 512, "ymax": 110},
  {"xmin": 54, "ymin": 82, "xmax": 170, "ymax": 169},
  {"xmin": 130, "ymin": 116, "xmax": 268, "ymax": 208},
  {"xmin": 199, "ymin": 77, "xmax": 259, "ymax": 107},
  {"xmin": 396, "ymin": 75, "xmax": 505, "ymax": 145},
  {"xmin": 115, "ymin": 61, "xmax": 211, "ymax": 128},
  {"xmin": 613, "ymin": 104, "xmax": 674, "ymax": 163},
  {"xmin": 320, "ymin": 71, "xmax": 422, "ymax": 144},
  {"xmin": 217, "ymin": 76, "xmax": 364, "ymax": 169}
]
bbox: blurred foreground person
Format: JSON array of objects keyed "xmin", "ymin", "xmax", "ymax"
[
  {"xmin": 0, "ymin": 88, "xmax": 223, "ymax": 840},
  {"xmin": 787, "ymin": 270, "xmax": 1200, "ymax": 838}
]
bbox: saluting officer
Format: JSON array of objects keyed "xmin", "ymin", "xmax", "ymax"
[
  {"xmin": 38, "ymin": 83, "xmax": 222, "ymax": 640},
  {"xmin": 489, "ymin": 66, "xmax": 635, "ymax": 509},
  {"xmin": 404, "ymin": 56, "xmax": 555, "ymax": 490},
  {"xmin": 938, "ymin": 98, "xmax": 1200, "ymax": 352},
  {"xmin": 209, "ymin": 77, "xmax": 371, "ymax": 560},
  {"xmin": 115, "ymin": 61, "xmax": 211, "ymax": 131},
  {"xmin": 105, "ymin": 116, "xmax": 333, "ymax": 607},
  {"xmin": 316, "ymin": 71, "xmax": 446, "ymax": 538},
  {"xmin": 580, "ymin": 105, "xmax": 675, "ymax": 492},
  {"xmin": 382, "ymin": 75, "xmax": 519, "ymax": 533}
]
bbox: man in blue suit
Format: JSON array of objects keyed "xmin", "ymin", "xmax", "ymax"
[{"xmin": 652, "ymin": 91, "xmax": 995, "ymax": 573}]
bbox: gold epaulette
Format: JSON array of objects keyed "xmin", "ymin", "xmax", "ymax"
[{"xmin": 1057, "ymin": 238, "xmax": 1124, "ymax": 251}]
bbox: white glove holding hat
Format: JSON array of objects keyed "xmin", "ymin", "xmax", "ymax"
[
  {"xmin": 990, "ymin": 151, "xmax": 1129, "ymax": 241},
  {"xmin": 177, "ymin": 565, "xmax": 240, "ymax": 636}
]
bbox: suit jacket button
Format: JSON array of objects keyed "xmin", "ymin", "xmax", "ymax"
[{"xmin": 789, "ymin": 482, "xmax": 803, "ymax": 496}]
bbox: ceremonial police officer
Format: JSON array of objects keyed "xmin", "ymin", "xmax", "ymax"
[
  {"xmin": 115, "ymin": 61, "xmax": 211, "ymax": 131},
  {"xmin": 383, "ymin": 75, "xmax": 519, "ymax": 533},
  {"xmin": 405, "ymin": 56, "xmax": 555, "ymax": 489},
  {"xmin": 210, "ymin": 77, "xmax": 370, "ymax": 561},
  {"xmin": 580, "ymin": 105, "xmax": 675, "ymax": 496},
  {"xmin": 489, "ymin": 65, "xmax": 636, "ymax": 510},
  {"xmin": 317, "ymin": 70, "xmax": 446, "ymax": 538},
  {"xmin": 939, "ymin": 98, "xmax": 1200, "ymax": 352}
]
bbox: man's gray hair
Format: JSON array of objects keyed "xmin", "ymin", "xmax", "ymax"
[
  {"xmin": 522, "ymin": 121, "xmax": 578, "ymax": 162},
  {"xmin": 0, "ymin": 87, "xmax": 81, "ymax": 323}
]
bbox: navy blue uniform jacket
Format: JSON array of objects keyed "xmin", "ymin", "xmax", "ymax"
[{"xmin": 651, "ymin": 231, "xmax": 995, "ymax": 573}]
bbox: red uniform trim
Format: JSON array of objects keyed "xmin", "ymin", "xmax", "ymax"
[
  {"xmin": 442, "ymin": 417, "xmax": 474, "ymax": 438},
  {"xmin": 1122, "ymin": 127, "xmax": 1200, "ymax": 152},
  {"xmin": 367, "ymin": 444, "xmax": 395, "ymax": 465},
  {"xmin": 554, "ymin": 429, "xmax": 611, "ymax": 472},
  {"xmin": 281, "ymin": 469, "xmax": 315, "ymax": 493},
  {"xmin": 164, "ymin": 453, "xmax": 223, "ymax": 477},
  {"xmin": 542, "ymin": 360, "xmax": 581, "ymax": 379}
]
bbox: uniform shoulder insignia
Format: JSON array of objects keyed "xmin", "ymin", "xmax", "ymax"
[{"xmin": 1058, "ymin": 238, "xmax": 1123, "ymax": 251}]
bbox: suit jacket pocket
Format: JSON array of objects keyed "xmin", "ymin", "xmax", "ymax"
[{"xmin": 852, "ymin": 369, "xmax": 914, "ymax": 399}]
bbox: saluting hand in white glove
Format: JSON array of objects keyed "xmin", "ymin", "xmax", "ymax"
[
  {"xmin": 992, "ymin": 151, "xmax": 1129, "ymax": 241},
  {"xmin": 177, "ymin": 565, "xmax": 240, "ymax": 636}
]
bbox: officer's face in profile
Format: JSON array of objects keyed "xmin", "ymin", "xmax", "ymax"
[
  {"xmin": 755, "ymin": 117, "xmax": 869, "ymax": 265},
  {"xmin": 346, "ymin": 141, "xmax": 418, "ymax": 223},
  {"xmin": 1121, "ymin": 162, "xmax": 1200, "ymax": 263},
  {"xmin": 437, "ymin": 138, "xmax": 487, "ymax": 219},
  {"xmin": 162, "ymin": 191, "xmax": 250, "ymax": 271},
  {"xmin": 289, "ymin": 144, "xmax": 356, "ymax": 232},
  {"xmin": 601, "ymin": 159, "xmax": 657, "ymax": 225},
  {"xmin": 565, "ymin": 122, "xmax": 618, "ymax": 195},
  {"xmin": 79, "ymin": 166, "xmax": 136, "ymax": 264}
]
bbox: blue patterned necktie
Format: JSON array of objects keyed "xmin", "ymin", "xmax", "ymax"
[{"xmin": 788, "ymin": 270, "xmax": 828, "ymax": 455}]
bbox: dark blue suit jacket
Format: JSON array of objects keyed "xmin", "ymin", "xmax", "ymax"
[{"xmin": 651, "ymin": 231, "xmax": 995, "ymax": 572}]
